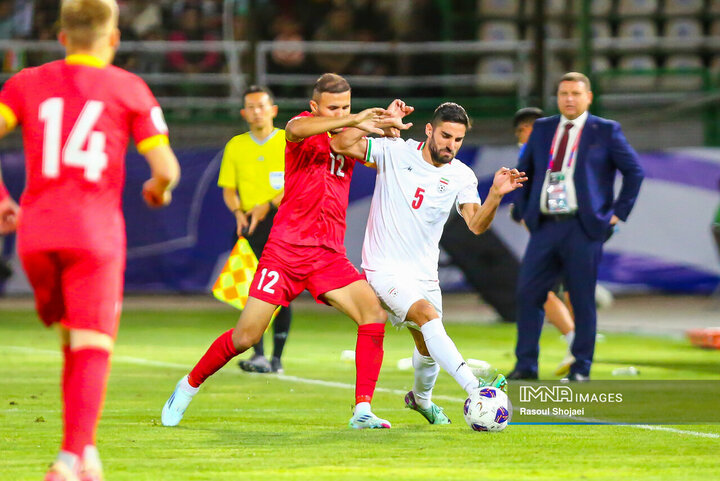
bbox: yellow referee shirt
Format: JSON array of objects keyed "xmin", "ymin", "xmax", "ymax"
[{"xmin": 218, "ymin": 129, "xmax": 286, "ymax": 210}]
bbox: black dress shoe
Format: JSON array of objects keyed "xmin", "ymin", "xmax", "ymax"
[
  {"xmin": 506, "ymin": 369, "xmax": 539, "ymax": 380},
  {"xmin": 563, "ymin": 373, "xmax": 590, "ymax": 382}
]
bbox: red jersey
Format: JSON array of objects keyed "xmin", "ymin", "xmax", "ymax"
[
  {"xmin": 0, "ymin": 54, "xmax": 168, "ymax": 252},
  {"xmin": 270, "ymin": 111, "xmax": 359, "ymax": 253}
]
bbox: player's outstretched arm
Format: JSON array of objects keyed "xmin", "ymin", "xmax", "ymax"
[
  {"xmin": 142, "ymin": 144, "xmax": 181, "ymax": 208},
  {"xmin": 285, "ymin": 108, "xmax": 387, "ymax": 143},
  {"xmin": 330, "ymin": 128, "xmax": 370, "ymax": 161},
  {"xmin": 462, "ymin": 168, "xmax": 526, "ymax": 234},
  {"xmin": 332, "ymin": 113, "xmax": 413, "ymax": 160}
]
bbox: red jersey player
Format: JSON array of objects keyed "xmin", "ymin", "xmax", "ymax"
[
  {"xmin": 0, "ymin": 1, "xmax": 180, "ymax": 480},
  {"xmin": 161, "ymin": 73, "xmax": 409, "ymax": 429}
]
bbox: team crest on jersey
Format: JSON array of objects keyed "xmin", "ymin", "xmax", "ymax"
[
  {"xmin": 438, "ymin": 177, "xmax": 449, "ymax": 193},
  {"xmin": 388, "ymin": 287, "xmax": 398, "ymax": 298}
]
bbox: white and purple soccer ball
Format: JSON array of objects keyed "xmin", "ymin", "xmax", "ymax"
[{"xmin": 463, "ymin": 387, "xmax": 511, "ymax": 432}]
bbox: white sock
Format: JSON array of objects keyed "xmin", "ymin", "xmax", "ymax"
[
  {"xmin": 420, "ymin": 318, "xmax": 477, "ymax": 395},
  {"xmin": 57, "ymin": 451, "xmax": 79, "ymax": 472},
  {"xmin": 181, "ymin": 375, "xmax": 199, "ymax": 395},
  {"xmin": 564, "ymin": 331, "xmax": 575, "ymax": 351},
  {"xmin": 82, "ymin": 445, "xmax": 102, "ymax": 471},
  {"xmin": 354, "ymin": 401, "xmax": 371, "ymax": 415},
  {"xmin": 412, "ymin": 346, "xmax": 439, "ymax": 409}
]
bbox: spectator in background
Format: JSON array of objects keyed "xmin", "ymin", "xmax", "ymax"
[
  {"xmin": 267, "ymin": 13, "xmax": 309, "ymax": 97},
  {"xmin": 509, "ymin": 72, "xmax": 644, "ymax": 382},
  {"xmin": 0, "ymin": 1, "xmax": 15, "ymax": 39},
  {"xmin": 26, "ymin": 4, "xmax": 58, "ymax": 67},
  {"xmin": 313, "ymin": 8, "xmax": 355, "ymax": 73},
  {"xmin": 167, "ymin": 5, "xmax": 221, "ymax": 75},
  {"xmin": 269, "ymin": 14, "xmax": 305, "ymax": 72}
]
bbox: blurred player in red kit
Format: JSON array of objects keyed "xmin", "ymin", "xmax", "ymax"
[
  {"xmin": 0, "ymin": 0, "xmax": 180, "ymax": 479},
  {"xmin": 161, "ymin": 73, "xmax": 410, "ymax": 429}
]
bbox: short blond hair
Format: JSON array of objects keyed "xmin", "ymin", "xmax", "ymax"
[
  {"xmin": 60, "ymin": 0, "xmax": 118, "ymax": 49},
  {"xmin": 558, "ymin": 72, "xmax": 592, "ymax": 91}
]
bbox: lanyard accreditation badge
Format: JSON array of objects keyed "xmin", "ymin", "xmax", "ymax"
[{"xmin": 544, "ymin": 125, "xmax": 582, "ymax": 214}]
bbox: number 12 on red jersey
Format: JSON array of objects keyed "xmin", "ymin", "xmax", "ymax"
[{"xmin": 39, "ymin": 97, "xmax": 108, "ymax": 182}]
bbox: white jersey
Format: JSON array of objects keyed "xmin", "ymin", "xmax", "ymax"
[{"xmin": 361, "ymin": 137, "xmax": 481, "ymax": 280}]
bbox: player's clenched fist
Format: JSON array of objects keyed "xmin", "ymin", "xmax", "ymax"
[
  {"xmin": 0, "ymin": 197, "xmax": 18, "ymax": 234},
  {"xmin": 142, "ymin": 178, "xmax": 172, "ymax": 208}
]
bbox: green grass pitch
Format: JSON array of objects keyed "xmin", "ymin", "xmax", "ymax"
[{"xmin": 1, "ymin": 305, "xmax": 719, "ymax": 481}]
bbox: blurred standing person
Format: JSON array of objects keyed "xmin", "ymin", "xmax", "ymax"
[
  {"xmin": 0, "ymin": 1, "xmax": 180, "ymax": 479},
  {"xmin": 218, "ymin": 85, "xmax": 292, "ymax": 374},
  {"xmin": 509, "ymin": 72, "xmax": 644, "ymax": 381},
  {"xmin": 511, "ymin": 107, "xmax": 576, "ymax": 377}
]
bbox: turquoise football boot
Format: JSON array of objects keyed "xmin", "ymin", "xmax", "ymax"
[{"xmin": 404, "ymin": 391, "xmax": 451, "ymax": 424}]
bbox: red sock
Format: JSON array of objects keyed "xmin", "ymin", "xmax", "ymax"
[
  {"xmin": 355, "ymin": 323, "xmax": 385, "ymax": 405},
  {"xmin": 188, "ymin": 329, "xmax": 239, "ymax": 388},
  {"xmin": 62, "ymin": 345, "xmax": 73, "ymax": 394},
  {"xmin": 62, "ymin": 348, "xmax": 110, "ymax": 456}
]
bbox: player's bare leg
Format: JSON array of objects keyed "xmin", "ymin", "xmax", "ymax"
[
  {"xmin": 46, "ymin": 327, "xmax": 113, "ymax": 481},
  {"xmin": 161, "ymin": 297, "xmax": 277, "ymax": 426},
  {"xmin": 544, "ymin": 292, "xmax": 575, "ymax": 376},
  {"xmin": 321, "ymin": 280, "xmax": 391, "ymax": 429}
]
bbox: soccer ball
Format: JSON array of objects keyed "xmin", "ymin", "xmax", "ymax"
[{"xmin": 463, "ymin": 387, "xmax": 511, "ymax": 432}]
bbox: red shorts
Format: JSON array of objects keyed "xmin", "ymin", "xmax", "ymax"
[
  {"xmin": 19, "ymin": 248, "xmax": 125, "ymax": 338},
  {"xmin": 249, "ymin": 239, "xmax": 363, "ymax": 307}
]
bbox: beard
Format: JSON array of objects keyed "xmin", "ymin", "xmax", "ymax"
[{"xmin": 428, "ymin": 139, "xmax": 454, "ymax": 164}]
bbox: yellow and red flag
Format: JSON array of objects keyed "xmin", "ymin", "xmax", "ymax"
[
  {"xmin": 212, "ymin": 236, "xmax": 279, "ymax": 323},
  {"xmin": 212, "ymin": 236, "xmax": 258, "ymax": 310}
]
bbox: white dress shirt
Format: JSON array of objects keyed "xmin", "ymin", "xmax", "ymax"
[{"xmin": 540, "ymin": 111, "xmax": 588, "ymax": 214}]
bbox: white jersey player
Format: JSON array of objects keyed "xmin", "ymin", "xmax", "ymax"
[{"xmin": 331, "ymin": 101, "xmax": 526, "ymax": 424}]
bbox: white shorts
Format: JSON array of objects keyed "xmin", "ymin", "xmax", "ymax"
[{"xmin": 364, "ymin": 270, "xmax": 442, "ymax": 330}]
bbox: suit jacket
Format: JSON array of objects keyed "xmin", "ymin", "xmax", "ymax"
[{"xmin": 512, "ymin": 114, "xmax": 644, "ymax": 241}]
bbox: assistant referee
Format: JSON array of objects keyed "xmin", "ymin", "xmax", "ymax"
[{"xmin": 218, "ymin": 85, "xmax": 291, "ymax": 374}]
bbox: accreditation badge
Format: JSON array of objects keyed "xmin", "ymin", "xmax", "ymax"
[
  {"xmin": 545, "ymin": 170, "xmax": 571, "ymax": 214},
  {"xmin": 269, "ymin": 171, "xmax": 284, "ymax": 190}
]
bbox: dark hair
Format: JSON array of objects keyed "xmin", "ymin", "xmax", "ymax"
[
  {"xmin": 513, "ymin": 107, "xmax": 544, "ymax": 128},
  {"xmin": 312, "ymin": 73, "xmax": 350, "ymax": 100},
  {"xmin": 243, "ymin": 85, "xmax": 275, "ymax": 104},
  {"xmin": 558, "ymin": 72, "xmax": 592, "ymax": 91},
  {"xmin": 430, "ymin": 102, "xmax": 471, "ymax": 129}
]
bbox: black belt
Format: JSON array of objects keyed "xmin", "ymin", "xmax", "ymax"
[{"xmin": 540, "ymin": 213, "xmax": 576, "ymax": 222}]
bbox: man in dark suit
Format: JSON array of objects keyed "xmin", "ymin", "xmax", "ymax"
[{"xmin": 508, "ymin": 72, "xmax": 644, "ymax": 381}]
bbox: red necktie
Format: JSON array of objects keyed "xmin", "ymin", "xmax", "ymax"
[{"xmin": 551, "ymin": 122, "xmax": 574, "ymax": 172}]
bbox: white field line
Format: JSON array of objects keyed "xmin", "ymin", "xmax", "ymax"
[{"xmin": 1, "ymin": 345, "xmax": 718, "ymax": 439}]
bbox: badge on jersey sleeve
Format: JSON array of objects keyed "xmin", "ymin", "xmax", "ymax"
[
  {"xmin": 269, "ymin": 171, "xmax": 284, "ymax": 190},
  {"xmin": 437, "ymin": 177, "xmax": 449, "ymax": 193}
]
